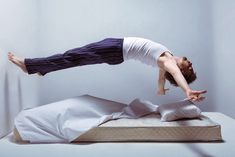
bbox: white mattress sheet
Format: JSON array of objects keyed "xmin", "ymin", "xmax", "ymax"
[
  {"xmin": 14, "ymin": 95, "xmax": 199, "ymax": 143},
  {"xmin": 1, "ymin": 112, "xmax": 235, "ymax": 157}
]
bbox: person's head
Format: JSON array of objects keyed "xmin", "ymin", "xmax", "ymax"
[{"xmin": 165, "ymin": 56, "xmax": 197, "ymax": 86}]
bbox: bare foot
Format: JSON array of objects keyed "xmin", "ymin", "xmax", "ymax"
[{"xmin": 8, "ymin": 52, "xmax": 28, "ymax": 73}]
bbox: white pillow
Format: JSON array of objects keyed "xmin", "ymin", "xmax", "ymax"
[{"xmin": 158, "ymin": 100, "xmax": 201, "ymax": 122}]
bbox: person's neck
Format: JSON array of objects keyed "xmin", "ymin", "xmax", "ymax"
[{"xmin": 173, "ymin": 56, "xmax": 181, "ymax": 67}]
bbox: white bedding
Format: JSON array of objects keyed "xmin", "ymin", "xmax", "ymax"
[{"xmin": 14, "ymin": 95, "xmax": 201, "ymax": 143}]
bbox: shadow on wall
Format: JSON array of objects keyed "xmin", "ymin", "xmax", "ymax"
[
  {"xmin": 3, "ymin": 70, "xmax": 11, "ymax": 136},
  {"xmin": 0, "ymin": 55, "xmax": 23, "ymax": 138}
]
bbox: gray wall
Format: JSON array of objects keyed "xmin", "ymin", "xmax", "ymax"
[
  {"xmin": 211, "ymin": 0, "xmax": 235, "ymax": 118},
  {"xmin": 0, "ymin": 0, "xmax": 40, "ymax": 138}
]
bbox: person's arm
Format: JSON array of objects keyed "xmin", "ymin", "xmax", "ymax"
[
  {"xmin": 163, "ymin": 60, "xmax": 206, "ymax": 101},
  {"xmin": 157, "ymin": 69, "xmax": 169, "ymax": 95}
]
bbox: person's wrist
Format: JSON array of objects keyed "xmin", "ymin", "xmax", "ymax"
[
  {"xmin": 158, "ymin": 84, "xmax": 164, "ymax": 89},
  {"xmin": 157, "ymin": 89, "xmax": 165, "ymax": 95},
  {"xmin": 185, "ymin": 88, "xmax": 191, "ymax": 94},
  {"xmin": 158, "ymin": 88, "xmax": 164, "ymax": 93}
]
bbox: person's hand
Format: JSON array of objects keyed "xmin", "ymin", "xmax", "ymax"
[
  {"xmin": 186, "ymin": 89, "xmax": 207, "ymax": 102},
  {"xmin": 157, "ymin": 88, "xmax": 169, "ymax": 95}
]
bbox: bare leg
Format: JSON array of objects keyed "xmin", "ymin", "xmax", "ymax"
[{"xmin": 8, "ymin": 52, "xmax": 28, "ymax": 73}]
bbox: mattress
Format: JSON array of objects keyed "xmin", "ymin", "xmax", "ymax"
[{"xmin": 74, "ymin": 114, "xmax": 222, "ymax": 142}]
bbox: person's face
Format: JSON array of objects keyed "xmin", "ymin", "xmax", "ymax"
[{"xmin": 179, "ymin": 56, "xmax": 193, "ymax": 70}]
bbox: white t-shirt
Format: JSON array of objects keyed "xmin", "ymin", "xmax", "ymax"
[{"xmin": 123, "ymin": 37, "xmax": 171, "ymax": 67}]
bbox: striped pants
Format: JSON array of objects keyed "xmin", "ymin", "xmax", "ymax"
[{"xmin": 25, "ymin": 38, "xmax": 124, "ymax": 75}]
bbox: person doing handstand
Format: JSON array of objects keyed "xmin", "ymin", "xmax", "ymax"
[{"xmin": 8, "ymin": 37, "xmax": 206, "ymax": 102}]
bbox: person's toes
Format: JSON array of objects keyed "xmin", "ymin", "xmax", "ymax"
[
  {"xmin": 8, "ymin": 54, "xmax": 12, "ymax": 59},
  {"xmin": 9, "ymin": 55, "xmax": 21, "ymax": 66},
  {"xmin": 8, "ymin": 56, "xmax": 15, "ymax": 63},
  {"xmin": 8, "ymin": 52, "xmax": 13, "ymax": 57},
  {"xmin": 11, "ymin": 56, "xmax": 21, "ymax": 64}
]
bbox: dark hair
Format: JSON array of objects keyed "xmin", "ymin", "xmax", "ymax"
[{"xmin": 165, "ymin": 68, "xmax": 197, "ymax": 86}]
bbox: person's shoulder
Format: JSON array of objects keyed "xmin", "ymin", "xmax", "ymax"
[
  {"xmin": 163, "ymin": 51, "xmax": 173, "ymax": 57},
  {"xmin": 158, "ymin": 53, "xmax": 176, "ymax": 65}
]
